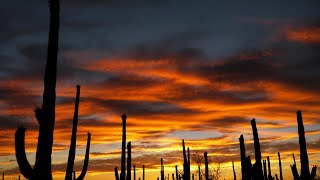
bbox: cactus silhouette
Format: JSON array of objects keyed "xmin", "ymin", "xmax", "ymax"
[
  {"xmin": 290, "ymin": 111, "xmax": 317, "ymax": 179},
  {"xmin": 232, "ymin": 161, "xmax": 236, "ymax": 180},
  {"xmin": 120, "ymin": 115, "xmax": 127, "ymax": 180},
  {"xmin": 239, "ymin": 134, "xmax": 249, "ymax": 180},
  {"xmin": 277, "ymin": 152, "xmax": 283, "ymax": 180},
  {"xmin": 204, "ymin": 152, "xmax": 209, "ymax": 180},
  {"xmin": 182, "ymin": 140, "xmax": 190, "ymax": 180},
  {"xmin": 250, "ymin": 119, "xmax": 264, "ymax": 180},
  {"xmin": 127, "ymin": 142, "xmax": 132, "ymax": 180},
  {"xmin": 14, "ymin": 0, "xmax": 60, "ymax": 179},
  {"xmin": 65, "ymin": 85, "xmax": 91, "ymax": 180},
  {"xmin": 160, "ymin": 158, "xmax": 165, "ymax": 180},
  {"xmin": 142, "ymin": 165, "xmax": 145, "ymax": 180},
  {"xmin": 263, "ymin": 160, "xmax": 267, "ymax": 180},
  {"xmin": 115, "ymin": 167, "xmax": 120, "ymax": 180},
  {"xmin": 115, "ymin": 115, "xmax": 132, "ymax": 180},
  {"xmin": 267, "ymin": 156, "xmax": 273, "ymax": 180}
]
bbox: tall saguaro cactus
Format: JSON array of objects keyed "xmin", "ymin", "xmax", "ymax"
[
  {"xmin": 15, "ymin": 0, "xmax": 60, "ymax": 179},
  {"xmin": 277, "ymin": 152, "xmax": 283, "ymax": 180},
  {"xmin": 290, "ymin": 111, "xmax": 317, "ymax": 179},
  {"xmin": 250, "ymin": 119, "xmax": 263, "ymax": 179},
  {"xmin": 161, "ymin": 158, "xmax": 165, "ymax": 180},
  {"xmin": 126, "ymin": 142, "xmax": 132, "ymax": 180},
  {"xmin": 182, "ymin": 140, "xmax": 190, "ymax": 180},
  {"xmin": 121, "ymin": 115, "xmax": 127, "ymax": 180},
  {"xmin": 65, "ymin": 85, "xmax": 91, "ymax": 180},
  {"xmin": 239, "ymin": 134, "xmax": 248, "ymax": 180},
  {"xmin": 204, "ymin": 152, "xmax": 209, "ymax": 180}
]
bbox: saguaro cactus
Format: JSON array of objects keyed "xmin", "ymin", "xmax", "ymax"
[
  {"xmin": 263, "ymin": 160, "xmax": 267, "ymax": 180},
  {"xmin": 121, "ymin": 115, "xmax": 127, "ymax": 180},
  {"xmin": 267, "ymin": 156, "xmax": 273, "ymax": 180},
  {"xmin": 232, "ymin": 161, "xmax": 236, "ymax": 180},
  {"xmin": 161, "ymin": 158, "xmax": 165, "ymax": 180},
  {"xmin": 126, "ymin": 142, "xmax": 132, "ymax": 180},
  {"xmin": 133, "ymin": 165, "xmax": 136, "ymax": 180},
  {"xmin": 204, "ymin": 152, "xmax": 208, "ymax": 180},
  {"xmin": 14, "ymin": 0, "xmax": 60, "ymax": 179},
  {"xmin": 65, "ymin": 86, "xmax": 91, "ymax": 180},
  {"xmin": 182, "ymin": 140, "xmax": 190, "ymax": 180},
  {"xmin": 277, "ymin": 152, "xmax": 283, "ymax": 180},
  {"xmin": 250, "ymin": 119, "xmax": 263, "ymax": 179},
  {"xmin": 290, "ymin": 111, "xmax": 317, "ymax": 179},
  {"xmin": 239, "ymin": 135, "xmax": 249, "ymax": 180},
  {"xmin": 142, "ymin": 165, "xmax": 145, "ymax": 180}
]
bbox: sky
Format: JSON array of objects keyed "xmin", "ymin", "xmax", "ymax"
[{"xmin": 0, "ymin": 0, "xmax": 320, "ymax": 179}]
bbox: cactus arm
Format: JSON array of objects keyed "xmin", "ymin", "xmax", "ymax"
[
  {"xmin": 296, "ymin": 111, "xmax": 310, "ymax": 179},
  {"xmin": 65, "ymin": 85, "xmax": 81, "ymax": 180},
  {"xmin": 290, "ymin": 164, "xmax": 299, "ymax": 180},
  {"xmin": 126, "ymin": 142, "xmax": 131, "ymax": 180},
  {"xmin": 115, "ymin": 167, "xmax": 120, "ymax": 180},
  {"xmin": 15, "ymin": 127, "xmax": 34, "ymax": 179},
  {"xmin": 310, "ymin": 165, "xmax": 317, "ymax": 179},
  {"xmin": 76, "ymin": 132, "xmax": 91, "ymax": 180}
]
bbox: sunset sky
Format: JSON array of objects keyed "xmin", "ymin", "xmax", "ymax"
[{"xmin": 1, "ymin": 0, "xmax": 320, "ymax": 179}]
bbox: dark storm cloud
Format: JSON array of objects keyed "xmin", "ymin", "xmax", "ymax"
[{"xmin": 90, "ymin": 99, "xmax": 198, "ymax": 117}]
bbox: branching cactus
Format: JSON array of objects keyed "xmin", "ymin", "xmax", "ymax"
[
  {"xmin": 65, "ymin": 85, "xmax": 91, "ymax": 180},
  {"xmin": 290, "ymin": 111, "xmax": 317, "ymax": 179},
  {"xmin": 14, "ymin": 0, "xmax": 60, "ymax": 179},
  {"xmin": 182, "ymin": 140, "xmax": 190, "ymax": 180}
]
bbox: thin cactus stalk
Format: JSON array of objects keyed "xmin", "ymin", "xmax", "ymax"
[
  {"xmin": 250, "ymin": 118, "xmax": 263, "ymax": 179},
  {"xmin": 115, "ymin": 167, "xmax": 120, "ymax": 180},
  {"xmin": 126, "ymin": 142, "xmax": 131, "ymax": 180},
  {"xmin": 176, "ymin": 165, "xmax": 178, "ymax": 180},
  {"xmin": 204, "ymin": 152, "xmax": 208, "ymax": 180},
  {"xmin": 297, "ymin": 111, "xmax": 310, "ymax": 179},
  {"xmin": 121, "ymin": 115, "xmax": 127, "ymax": 180},
  {"xmin": 14, "ymin": 0, "xmax": 60, "ymax": 179},
  {"xmin": 277, "ymin": 152, "xmax": 283, "ymax": 180},
  {"xmin": 19, "ymin": 175, "xmax": 20, "ymax": 180},
  {"xmin": 161, "ymin": 158, "xmax": 165, "ymax": 180},
  {"xmin": 65, "ymin": 86, "xmax": 91, "ymax": 180},
  {"xmin": 275, "ymin": 174, "xmax": 279, "ymax": 180},
  {"xmin": 2, "ymin": 173, "xmax": 3, "ymax": 180},
  {"xmin": 73, "ymin": 171, "xmax": 76, "ymax": 180},
  {"xmin": 232, "ymin": 161, "xmax": 236, "ymax": 180},
  {"xmin": 263, "ymin": 160, "xmax": 267, "ymax": 180},
  {"xmin": 133, "ymin": 165, "xmax": 136, "ymax": 180},
  {"xmin": 142, "ymin": 165, "xmax": 145, "ymax": 180},
  {"xmin": 182, "ymin": 140, "xmax": 190, "ymax": 180},
  {"xmin": 239, "ymin": 135, "xmax": 248, "ymax": 180},
  {"xmin": 168, "ymin": 174, "xmax": 170, "ymax": 180},
  {"xmin": 267, "ymin": 156, "xmax": 273, "ymax": 180},
  {"xmin": 172, "ymin": 173, "xmax": 175, "ymax": 180},
  {"xmin": 192, "ymin": 173, "xmax": 194, "ymax": 180}
]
